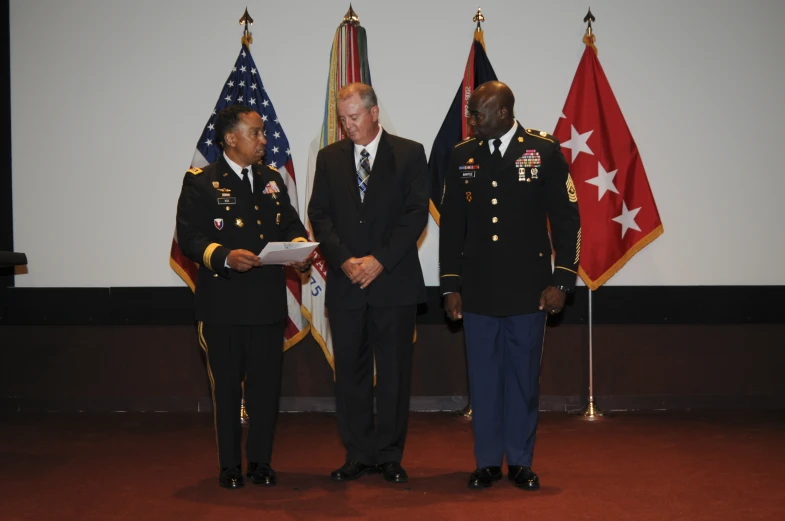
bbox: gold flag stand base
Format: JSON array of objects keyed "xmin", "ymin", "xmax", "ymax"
[
  {"xmin": 453, "ymin": 403, "xmax": 472, "ymax": 421},
  {"xmin": 576, "ymin": 399, "xmax": 605, "ymax": 421},
  {"xmin": 240, "ymin": 400, "xmax": 249, "ymax": 425}
]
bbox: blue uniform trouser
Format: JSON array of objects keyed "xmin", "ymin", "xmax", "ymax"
[{"xmin": 463, "ymin": 311, "xmax": 547, "ymax": 468}]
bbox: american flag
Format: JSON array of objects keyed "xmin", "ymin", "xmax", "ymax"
[{"xmin": 170, "ymin": 43, "xmax": 309, "ymax": 349}]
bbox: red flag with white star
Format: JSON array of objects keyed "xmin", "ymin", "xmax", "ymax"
[{"xmin": 554, "ymin": 42, "xmax": 663, "ymax": 290}]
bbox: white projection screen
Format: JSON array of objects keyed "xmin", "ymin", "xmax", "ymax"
[{"xmin": 9, "ymin": 0, "xmax": 785, "ymax": 288}]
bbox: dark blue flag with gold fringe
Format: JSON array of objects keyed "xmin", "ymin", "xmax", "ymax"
[{"xmin": 428, "ymin": 19, "xmax": 497, "ymax": 224}]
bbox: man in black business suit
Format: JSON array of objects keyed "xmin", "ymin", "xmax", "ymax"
[
  {"xmin": 308, "ymin": 83, "xmax": 429, "ymax": 484},
  {"xmin": 175, "ymin": 105, "xmax": 311, "ymax": 489}
]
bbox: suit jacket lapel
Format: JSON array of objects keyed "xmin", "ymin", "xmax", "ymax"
[
  {"xmin": 339, "ymin": 140, "xmax": 363, "ymax": 210},
  {"xmin": 361, "ymin": 131, "xmax": 394, "ymax": 210},
  {"xmin": 474, "ymin": 137, "xmax": 492, "ymax": 174},
  {"xmin": 252, "ymin": 165, "xmax": 266, "ymax": 205}
]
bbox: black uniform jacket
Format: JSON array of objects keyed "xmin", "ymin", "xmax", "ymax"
[
  {"xmin": 439, "ymin": 124, "xmax": 581, "ymax": 316},
  {"xmin": 308, "ymin": 130, "xmax": 429, "ymax": 310},
  {"xmin": 176, "ymin": 156, "xmax": 308, "ymax": 325}
]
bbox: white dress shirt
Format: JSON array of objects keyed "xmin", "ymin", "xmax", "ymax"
[{"xmin": 353, "ymin": 125, "xmax": 384, "ymax": 170}]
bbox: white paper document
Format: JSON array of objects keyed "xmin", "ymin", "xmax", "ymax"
[{"xmin": 258, "ymin": 241, "xmax": 319, "ymax": 265}]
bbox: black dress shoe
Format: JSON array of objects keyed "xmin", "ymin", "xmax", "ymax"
[
  {"xmin": 247, "ymin": 462, "xmax": 277, "ymax": 486},
  {"xmin": 219, "ymin": 466, "xmax": 245, "ymax": 489},
  {"xmin": 508, "ymin": 466, "xmax": 540, "ymax": 491},
  {"xmin": 379, "ymin": 461, "xmax": 408, "ymax": 483},
  {"xmin": 330, "ymin": 460, "xmax": 377, "ymax": 481},
  {"xmin": 468, "ymin": 466, "xmax": 502, "ymax": 489}
]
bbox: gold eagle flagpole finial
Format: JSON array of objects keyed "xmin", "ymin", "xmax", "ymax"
[
  {"xmin": 343, "ymin": 4, "xmax": 360, "ymax": 26},
  {"xmin": 583, "ymin": 7, "xmax": 598, "ymax": 55},
  {"xmin": 473, "ymin": 7, "xmax": 485, "ymax": 32},
  {"xmin": 239, "ymin": 7, "xmax": 254, "ymax": 46},
  {"xmin": 472, "ymin": 7, "xmax": 488, "ymax": 51}
]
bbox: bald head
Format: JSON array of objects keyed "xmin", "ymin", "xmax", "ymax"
[{"xmin": 467, "ymin": 81, "xmax": 516, "ymax": 140}]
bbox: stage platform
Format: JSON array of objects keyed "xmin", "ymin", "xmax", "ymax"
[{"xmin": 2, "ymin": 411, "xmax": 784, "ymax": 520}]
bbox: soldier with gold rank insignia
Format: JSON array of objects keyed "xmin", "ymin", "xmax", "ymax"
[
  {"xmin": 175, "ymin": 105, "xmax": 311, "ymax": 489},
  {"xmin": 439, "ymin": 81, "xmax": 580, "ymax": 491}
]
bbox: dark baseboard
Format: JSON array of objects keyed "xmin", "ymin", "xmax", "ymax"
[
  {"xmin": 1, "ymin": 285, "xmax": 784, "ymax": 325},
  {"xmin": 3, "ymin": 394, "xmax": 783, "ymax": 414}
]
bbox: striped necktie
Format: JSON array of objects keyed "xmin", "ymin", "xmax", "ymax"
[{"xmin": 358, "ymin": 148, "xmax": 371, "ymax": 202}]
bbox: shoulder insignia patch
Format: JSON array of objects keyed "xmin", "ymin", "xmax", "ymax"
[
  {"xmin": 187, "ymin": 167, "xmax": 203, "ymax": 175},
  {"xmin": 525, "ymin": 128, "xmax": 554, "ymax": 143},
  {"xmin": 454, "ymin": 137, "xmax": 477, "ymax": 148},
  {"xmin": 267, "ymin": 164, "xmax": 279, "ymax": 172},
  {"xmin": 566, "ymin": 173, "xmax": 578, "ymax": 203}
]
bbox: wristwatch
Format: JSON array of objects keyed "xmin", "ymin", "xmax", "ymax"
[{"xmin": 554, "ymin": 285, "xmax": 573, "ymax": 294}]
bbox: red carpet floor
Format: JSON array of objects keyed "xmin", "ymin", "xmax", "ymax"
[{"xmin": 1, "ymin": 411, "xmax": 784, "ymax": 520}]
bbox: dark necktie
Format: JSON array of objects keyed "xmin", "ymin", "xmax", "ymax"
[
  {"xmin": 241, "ymin": 167, "xmax": 253, "ymax": 198},
  {"xmin": 491, "ymin": 138, "xmax": 503, "ymax": 164},
  {"xmin": 358, "ymin": 149, "xmax": 371, "ymax": 202}
]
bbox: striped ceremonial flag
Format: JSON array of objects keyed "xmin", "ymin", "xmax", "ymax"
[
  {"xmin": 428, "ymin": 25, "xmax": 497, "ymax": 225},
  {"xmin": 303, "ymin": 8, "xmax": 396, "ymax": 369},
  {"xmin": 170, "ymin": 42, "xmax": 309, "ymax": 349}
]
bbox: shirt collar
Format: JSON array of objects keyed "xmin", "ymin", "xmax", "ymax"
[
  {"xmin": 223, "ymin": 153, "xmax": 255, "ymax": 191},
  {"xmin": 490, "ymin": 119, "xmax": 519, "ymax": 156},
  {"xmin": 353, "ymin": 125, "xmax": 384, "ymax": 167},
  {"xmin": 223, "ymin": 153, "xmax": 251, "ymax": 178}
]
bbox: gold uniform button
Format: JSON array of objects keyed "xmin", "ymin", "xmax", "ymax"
[
  {"xmin": 225, "ymin": 206, "xmax": 230, "ymax": 211},
  {"xmin": 491, "ymin": 198, "xmax": 498, "ymax": 205},
  {"xmin": 257, "ymin": 220, "xmax": 262, "ymax": 225},
  {"xmin": 259, "ymin": 234, "xmax": 264, "ymax": 239},
  {"xmin": 213, "ymin": 273, "xmax": 219, "ymax": 278},
  {"xmin": 276, "ymin": 202, "xmax": 280, "ymax": 206},
  {"xmin": 465, "ymin": 180, "xmax": 469, "ymax": 185},
  {"xmin": 492, "ymin": 181, "xmax": 498, "ymax": 187},
  {"xmin": 492, "ymin": 217, "xmax": 498, "ymax": 223},
  {"xmin": 492, "ymin": 235, "xmax": 499, "ymax": 241},
  {"xmin": 254, "ymin": 205, "xmax": 259, "ymax": 210},
  {"xmin": 539, "ymin": 253, "xmax": 544, "ymax": 257}
]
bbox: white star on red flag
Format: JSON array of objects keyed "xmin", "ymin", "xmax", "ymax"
[
  {"xmin": 612, "ymin": 201, "xmax": 642, "ymax": 238},
  {"xmin": 561, "ymin": 125, "xmax": 594, "ymax": 163},
  {"xmin": 585, "ymin": 162, "xmax": 619, "ymax": 201}
]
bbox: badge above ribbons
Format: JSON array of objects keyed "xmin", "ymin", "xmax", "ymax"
[{"xmin": 262, "ymin": 181, "xmax": 280, "ymax": 194}]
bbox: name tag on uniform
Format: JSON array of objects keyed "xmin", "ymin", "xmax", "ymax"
[
  {"xmin": 217, "ymin": 197, "xmax": 236, "ymax": 205},
  {"xmin": 459, "ymin": 165, "xmax": 479, "ymax": 178}
]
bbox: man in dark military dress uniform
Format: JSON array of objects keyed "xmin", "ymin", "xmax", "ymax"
[
  {"xmin": 175, "ymin": 105, "xmax": 310, "ymax": 489},
  {"xmin": 439, "ymin": 81, "xmax": 581, "ymax": 490}
]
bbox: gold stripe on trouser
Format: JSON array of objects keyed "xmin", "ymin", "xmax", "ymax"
[
  {"xmin": 538, "ymin": 315, "xmax": 548, "ymax": 384},
  {"xmin": 198, "ymin": 321, "xmax": 221, "ymax": 468}
]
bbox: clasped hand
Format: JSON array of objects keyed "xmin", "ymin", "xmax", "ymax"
[{"xmin": 341, "ymin": 256, "xmax": 382, "ymax": 289}]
